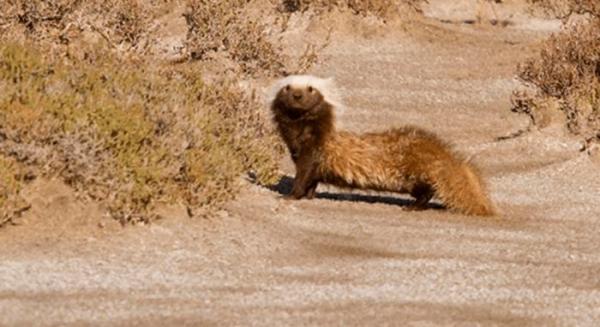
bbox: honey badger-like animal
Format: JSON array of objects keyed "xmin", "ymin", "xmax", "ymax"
[{"xmin": 268, "ymin": 75, "xmax": 495, "ymax": 216}]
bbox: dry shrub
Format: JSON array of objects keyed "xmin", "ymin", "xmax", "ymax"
[
  {"xmin": 184, "ymin": 0, "xmax": 287, "ymax": 76},
  {"xmin": 0, "ymin": 0, "xmax": 175, "ymax": 54},
  {"xmin": 0, "ymin": 155, "xmax": 30, "ymax": 227},
  {"xmin": 1, "ymin": 1, "xmax": 326, "ymax": 75},
  {"xmin": 528, "ymin": 0, "xmax": 599, "ymax": 18},
  {"xmin": 513, "ymin": 1, "xmax": 600, "ymax": 147},
  {"xmin": 102, "ymin": 0, "xmax": 151, "ymax": 47},
  {"xmin": 0, "ymin": 42, "xmax": 281, "ymax": 224},
  {"xmin": 0, "ymin": 0, "xmax": 77, "ymax": 35},
  {"xmin": 0, "ymin": 0, "xmax": 337, "ymax": 226}
]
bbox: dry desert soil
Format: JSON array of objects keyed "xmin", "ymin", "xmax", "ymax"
[{"xmin": 1, "ymin": 1, "xmax": 600, "ymax": 326}]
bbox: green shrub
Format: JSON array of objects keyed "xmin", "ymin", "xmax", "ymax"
[{"xmin": 0, "ymin": 43, "xmax": 281, "ymax": 224}]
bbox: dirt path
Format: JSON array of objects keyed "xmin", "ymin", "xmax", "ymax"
[{"xmin": 2, "ymin": 6, "xmax": 600, "ymax": 327}]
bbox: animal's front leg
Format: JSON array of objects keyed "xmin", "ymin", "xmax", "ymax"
[{"xmin": 285, "ymin": 157, "xmax": 318, "ymax": 200}]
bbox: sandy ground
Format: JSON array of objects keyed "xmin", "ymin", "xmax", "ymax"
[{"xmin": 2, "ymin": 3, "xmax": 600, "ymax": 326}]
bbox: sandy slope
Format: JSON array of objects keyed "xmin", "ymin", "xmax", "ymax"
[{"xmin": 2, "ymin": 4, "xmax": 600, "ymax": 327}]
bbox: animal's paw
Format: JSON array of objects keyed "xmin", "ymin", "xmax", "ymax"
[
  {"xmin": 280, "ymin": 194, "xmax": 300, "ymax": 201},
  {"xmin": 405, "ymin": 204, "xmax": 427, "ymax": 211}
]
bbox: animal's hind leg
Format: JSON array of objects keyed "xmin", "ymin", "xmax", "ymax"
[{"xmin": 407, "ymin": 183, "xmax": 434, "ymax": 211}]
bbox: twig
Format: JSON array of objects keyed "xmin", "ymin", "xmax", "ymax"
[{"xmin": 495, "ymin": 125, "xmax": 532, "ymax": 141}]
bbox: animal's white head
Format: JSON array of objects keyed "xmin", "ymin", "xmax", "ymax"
[{"xmin": 267, "ymin": 75, "xmax": 344, "ymax": 114}]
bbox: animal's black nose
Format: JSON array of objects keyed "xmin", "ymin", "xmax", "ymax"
[{"xmin": 293, "ymin": 92, "xmax": 302, "ymax": 100}]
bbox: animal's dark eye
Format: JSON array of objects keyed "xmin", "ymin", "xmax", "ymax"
[
  {"xmin": 284, "ymin": 85, "xmax": 290, "ymax": 92},
  {"xmin": 308, "ymin": 86, "xmax": 314, "ymax": 93}
]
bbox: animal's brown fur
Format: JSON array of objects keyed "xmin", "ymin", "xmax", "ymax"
[{"xmin": 270, "ymin": 78, "xmax": 495, "ymax": 216}]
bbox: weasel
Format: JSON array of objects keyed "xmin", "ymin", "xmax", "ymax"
[{"xmin": 268, "ymin": 75, "xmax": 495, "ymax": 216}]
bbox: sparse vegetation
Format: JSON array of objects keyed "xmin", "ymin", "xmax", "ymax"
[
  {"xmin": 528, "ymin": 0, "xmax": 599, "ymax": 18},
  {"xmin": 184, "ymin": 0, "xmax": 287, "ymax": 76},
  {"xmin": 0, "ymin": 0, "xmax": 178, "ymax": 56},
  {"xmin": 278, "ymin": 0, "xmax": 424, "ymax": 17},
  {"xmin": 513, "ymin": 0, "xmax": 600, "ymax": 149}
]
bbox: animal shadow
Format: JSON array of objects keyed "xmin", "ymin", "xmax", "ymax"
[{"xmin": 266, "ymin": 175, "xmax": 444, "ymax": 210}]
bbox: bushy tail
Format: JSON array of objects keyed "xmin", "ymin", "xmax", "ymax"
[{"xmin": 430, "ymin": 159, "xmax": 495, "ymax": 216}]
